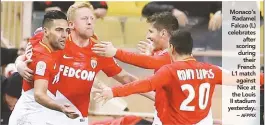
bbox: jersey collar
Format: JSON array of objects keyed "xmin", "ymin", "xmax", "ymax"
[
  {"xmin": 179, "ymin": 56, "xmax": 196, "ymax": 61},
  {"xmin": 40, "ymin": 41, "xmax": 53, "ymax": 53}
]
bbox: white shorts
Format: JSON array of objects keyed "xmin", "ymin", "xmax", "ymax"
[
  {"xmin": 9, "ymin": 110, "xmax": 56, "ymax": 125},
  {"xmin": 9, "ymin": 90, "xmax": 60, "ymax": 125}
]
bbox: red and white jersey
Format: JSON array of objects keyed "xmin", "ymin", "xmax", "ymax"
[
  {"xmin": 157, "ymin": 59, "xmax": 221, "ymax": 124},
  {"xmin": 22, "ymin": 41, "xmax": 59, "ymax": 97},
  {"xmin": 55, "ymin": 35, "xmax": 122, "ymax": 117},
  {"xmin": 29, "ymin": 32, "xmax": 122, "ymax": 118},
  {"xmin": 115, "ymin": 48, "xmax": 171, "ymax": 125},
  {"xmin": 112, "ymin": 57, "xmax": 222, "ymax": 124},
  {"xmin": 10, "ymin": 41, "xmax": 61, "ymax": 123}
]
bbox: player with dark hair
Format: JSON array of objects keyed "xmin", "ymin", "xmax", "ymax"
[
  {"xmin": 8, "ymin": 10, "xmax": 75, "ymax": 125},
  {"xmin": 92, "ymin": 12, "xmax": 179, "ymax": 124},
  {"xmin": 15, "ymin": 2, "xmax": 149, "ymax": 125},
  {"xmin": 92, "ymin": 12, "xmax": 178, "ymax": 71},
  {"xmin": 94, "ymin": 30, "xmax": 264, "ymax": 124}
]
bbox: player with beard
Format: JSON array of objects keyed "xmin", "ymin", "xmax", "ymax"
[{"xmin": 15, "ymin": 2, "xmax": 153, "ymax": 125}]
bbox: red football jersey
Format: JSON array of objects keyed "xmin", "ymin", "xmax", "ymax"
[
  {"xmin": 28, "ymin": 32, "xmax": 122, "ymax": 117},
  {"xmin": 115, "ymin": 49, "xmax": 171, "ymax": 119},
  {"xmin": 55, "ymin": 35, "xmax": 122, "ymax": 117},
  {"xmin": 23, "ymin": 41, "xmax": 59, "ymax": 96},
  {"xmin": 112, "ymin": 58, "xmax": 223, "ymax": 124},
  {"xmin": 113, "ymin": 48, "xmax": 265, "ymax": 124}
]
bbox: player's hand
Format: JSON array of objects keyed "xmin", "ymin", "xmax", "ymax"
[
  {"xmin": 208, "ymin": 10, "xmax": 222, "ymax": 31},
  {"xmin": 93, "ymin": 87, "xmax": 113, "ymax": 105},
  {"xmin": 172, "ymin": 9, "xmax": 188, "ymax": 27},
  {"xmin": 93, "ymin": 79, "xmax": 108, "ymax": 90},
  {"xmin": 137, "ymin": 41, "xmax": 154, "ymax": 56},
  {"xmin": 61, "ymin": 104, "xmax": 79, "ymax": 119},
  {"xmin": 16, "ymin": 59, "xmax": 33, "ymax": 83},
  {"xmin": 92, "ymin": 41, "xmax": 117, "ymax": 57}
]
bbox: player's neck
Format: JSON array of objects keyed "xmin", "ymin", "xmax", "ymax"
[
  {"xmin": 172, "ymin": 54, "xmax": 193, "ymax": 62},
  {"xmin": 70, "ymin": 32, "xmax": 90, "ymax": 47},
  {"xmin": 42, "ymin": 38, "xmax": 55, "ymax": 52},
  {"xmin": 161, "ymin": 39, "xmax": 169, "ymax": 50},
  {"xmin": 161, "ymin": 44, "xmax": 168, "ymax": 51}
]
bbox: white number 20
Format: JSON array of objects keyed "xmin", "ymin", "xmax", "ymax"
[{"xmin": 180, "ymin": 82, "xmax": 210, "ymax": 111}]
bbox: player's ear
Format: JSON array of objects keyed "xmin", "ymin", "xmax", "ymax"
[
  {"xmin": 43, "ymin": 27, "xmax": 49, "ymax": 37},
  {"xmin": 68, "ymin": 21, "xmax": 74, "ymax": 30},
  {"xmin": 160, "ymin": 29, "xmax": 167, "ymax": 37}
]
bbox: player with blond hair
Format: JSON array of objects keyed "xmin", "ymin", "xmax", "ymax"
[{"xmin": 15, "ymin": 2, "xmax": 153, "ymax": 125}]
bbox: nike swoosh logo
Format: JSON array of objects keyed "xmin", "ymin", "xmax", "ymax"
[{"xmin": 63, "ymin": 55, "xmax": 73, "ymax": 59}]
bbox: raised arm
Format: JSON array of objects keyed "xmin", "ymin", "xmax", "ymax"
[
  {"xmin": 93, "ymin": 66, "xmax": 172, "ymax": 102},
  {"xmin": 112, "ymin": 66, "xmax": 172, "ymax": 97},
  {"xmin": 92, "ymin": 42, "xmax": 170, "ymax": 70},
  {"xmin": 112, "ymin": 69, "xmax": 156, "ymax": 101},
  {"xmin": 100, "ymin": 57, "xmax": 156, "ymax": 101}
]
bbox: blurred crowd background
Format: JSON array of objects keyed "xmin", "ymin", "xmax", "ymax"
[{"xmin": 1, "ymin": 1, "xmax": 264, "ymax": 125}]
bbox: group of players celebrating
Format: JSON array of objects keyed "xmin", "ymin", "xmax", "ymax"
[{"xmin": 9, "ymin": 2, "xmax": 264, "ymax": 125}]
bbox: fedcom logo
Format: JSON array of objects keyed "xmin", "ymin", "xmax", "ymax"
[{"xmin": 59, "ymin": 65, "xmax": 96, "ymax": 81}]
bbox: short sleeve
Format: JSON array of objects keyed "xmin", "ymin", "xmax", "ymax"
[
  {"xmin": 101, "ymin": 57, "xmax": 122, "ymax": 77},
  {"xmin": 33, "ymin": 59, "xmax": 53, "ymax": 81}
]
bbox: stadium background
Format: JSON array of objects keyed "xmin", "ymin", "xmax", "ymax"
[{"xmin": 1, "ymin": 1, "xmax": 264, "ymax": 123}]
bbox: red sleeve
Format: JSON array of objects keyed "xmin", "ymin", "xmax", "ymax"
[
  {"xmin": 29, "ymin": 32, "xmax": 43, "ymax": 46},
  {"xmin": 32, "ymin": 59, "xmax": 52, "ymax": 81},
  {"xmin": 112, "ymin": 66, "xmax": 172, "ymax": 97},
  {"xmin": 115, "ymin": 49, "xmax": 170, "ymax": 70},
  {"xmin": 102, "ymin": 57, "xmax": 122, "ymax": 77},
  {"xmin": 211, "ymin": 66, "xmax": 224, "ymax": 85}
]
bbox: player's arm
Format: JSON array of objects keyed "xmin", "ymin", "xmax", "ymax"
[
  {"xmin": 112, "ymin": 70, "xmax": 156, "ymax": 101},
  {"xmin": 115, "ymin": 49, "xmax": 170, "ymax": 69},
  {"xmin": 34, "ymin": 79, "xmax": 79, "ymax": 119},
  {"xmin": 33, "ymin": 60, "xmax": 78, "ymax": 118},
  {"xmin": 92, "ymin": 42, "xmax": 170, "ymax": 69},
  {"xmin": 33, "ymin": 61, "xmax": 63, "ymax": 112},
  {"xmin": 94, "ymin": 66, "xmax": 172, "ymax": 102},
  {"xmin": 15, "ymin": 44, "xmax": 34, "ymax": 82},
  {"xmin": 112, "ymin": 70, "xmax": 138, "ymax": 84},
  {"xmin": 93, "ymin": 77, "xmax": 109, "ymax": 89},
  {"xmin": 97, "ymin": 69, "xmax": 155, "ymax": 100},
  {"xmin": 112, "ymin": 66, "xmax": 172, "ymax": 97},
  {"xmin": 101, "ymin": 58, "xmax": 155, "ymax": 101},
  {"xmin": 34, "ymin": 79, "xmax": 63, "ymax": 112}
]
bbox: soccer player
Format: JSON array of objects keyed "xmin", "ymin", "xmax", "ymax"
[
  {"xmin": 8, "ymin": 10, "xmax": 77, "ymax": 125},
  {"xmin": 15, "ymin": 2, "xmax": 152, "ymax": 125},
  {"xmin": 92, "ymin": 12, "xmax": 177, "ymax": 125},
  {"xmin": 91, "ymin": 11, "xmax": 228, "ymax": 125},
  {"xmin": 94, "ymin": 31, "xmax": 264, "ymax": 125}
]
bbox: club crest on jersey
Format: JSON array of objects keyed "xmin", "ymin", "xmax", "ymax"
[{"xmin": 91, "ymin": 57, "xmax": 97, "ymax": 69}]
